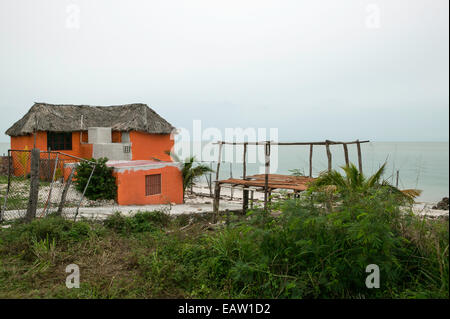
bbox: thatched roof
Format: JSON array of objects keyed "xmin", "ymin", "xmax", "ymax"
[{"xmin": 6, "ymin": 103, "xmax": 176, "ymax": 136}]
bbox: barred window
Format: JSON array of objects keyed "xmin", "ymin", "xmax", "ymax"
[
  {"xmin": 145, "ymin": 174, "xmax": 161, "ymax": 196},
  {"xmin": 47, "ymin": 132, "xmax": 72, "ymax": 151}
]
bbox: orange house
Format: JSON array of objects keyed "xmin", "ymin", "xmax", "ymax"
[
  {"xmin": 5, "ymin": 102, "xmax": 183, "ymax": 205},
  {"xmin": 108, "ymin": 160, "xmax": 183, "ymax": 205}
]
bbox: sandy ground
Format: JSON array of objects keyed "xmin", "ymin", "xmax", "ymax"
[{"xmin": 1, "ymin": 182, "xmax": 448, "ymax": 221}]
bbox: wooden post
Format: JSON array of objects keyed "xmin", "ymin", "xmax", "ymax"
[
  {"xmin": 243, "ymin": 143, "xmax": 247, "ymax": 179},
  {"xmin": 47, "ymin": 151, "xmax": 51, "ymax": 181},
  {"xmin": 213, "ymin": 184, "xmax": 221, "ymax": 223},
  {"xmin": 325, "ymin": 140, "xmax": 332, "ymax": 172},
  {"xmin": 213, "ymin": 142, "xmax": 223, "ymax": 222},
  {"xmin": 74, "ymin": 164, "xmax": 96, "ymax": 222},
  {"xmin": 356, "ymin": 140, "xmax": 363, "ymax": 173},
  {"xmin": 43, "ymin": 153, "xmax": 59, "ymax": 216},
  {"xmin": 33, "ymin": 115, "xmax": 38, "ymax": 149},
  {"xmin": 396, "ymin": 170, "xmax": 399, "ymax": 188},
  {"xmin": 250, "ymin": 190, "xmax": 254, "ymax": 209},
  {"xmin": 208, "ymin": 162, "xmax": 213, "ymax": 197},
  {"xmin": 56, "ymin": 166, "xmax": 75, "ymax": 216},
  {"xmin": 309, "ymin": 144, "xmax": 313, "ymax": 178},
  {"xmin": 229, "ymin": 162, "xmax": 233, "ymax": 200},
  {"xmin": 242, "ymin": 143, "xmax": 248, "ymax": 214},
  {"xmin": 25, "ymin": 148, "xmax": 40, "ymax": 223},
  {"xmin": 343, "ymin": 143, "xmax": 349, "ymax": 166},
  {"xmin": 0, "ymin": 151, "xmax": 12, "ymax": 221},
  {"xmin": 242, "ymin": 187, "xmax": 249, "ymax": 215},
  {"xmin": 264, "ymin": 142, "xmax": 270, "ymax": 213}
]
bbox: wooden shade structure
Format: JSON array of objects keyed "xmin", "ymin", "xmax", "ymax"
[{"xmin": 212, "ymin": 139, "xmax": 370, "ymax": 221}]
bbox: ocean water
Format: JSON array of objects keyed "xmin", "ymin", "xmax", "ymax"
[{"xmin": 0, "ymin": 141, "xmax": 448, "ymax": 203}]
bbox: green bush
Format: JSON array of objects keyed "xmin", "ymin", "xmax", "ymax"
[
  {"xmin": 0, "ymin": 216, "xmax": 95, "ymax": 257},
  {"xmin": 74, "ymin": 157, "xmax": 117, "ymax": 201},
  {"xmin": 104, "ymin": 211, "xmax": 171, "ymax": 234},
  {"xmin": 0, "ymin": 189, "xmax": 447, "ymax": 299}
]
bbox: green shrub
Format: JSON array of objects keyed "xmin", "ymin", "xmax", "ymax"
[
  {"xmin": 0, "ymin": 216, "xmax": 95, "ymax": 257},
  {"xmin": 74, "ymin": 158, "xmax": 117, "ymax": 201},
  {"xmin": 104, "ymin": 211, "xmax": 171, "ymax": 234}
]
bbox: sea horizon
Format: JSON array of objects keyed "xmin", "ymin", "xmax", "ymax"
[{"xmin": 0, "ymin": 141, "xmax": 448, "ymax": 204}]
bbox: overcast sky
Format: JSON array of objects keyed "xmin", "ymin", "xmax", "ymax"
[{"xmin": 0, "ymin": 0, "xmax": 448, "ymax": 142}]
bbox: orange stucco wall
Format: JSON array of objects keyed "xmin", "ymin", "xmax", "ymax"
[
  {"xmin": 10, "ymin": 132, "xmax": 92, "ymax": 177},
  {"xmin": 10, "ymin": 131, "xmax": 93, "ymax": 158},
  {"xmin": 113, "ymin": 165, "xmax": 183, "ymax": 205},
  {"xmin": 10, "ymin": 131, "xmax": 173, "ymax": 162},
  {"xmin": 129, "ymin": 131, "xmax": 173, "ymax": 161}
]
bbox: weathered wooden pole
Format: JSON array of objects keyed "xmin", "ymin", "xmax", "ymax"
[
  {"xmin": 0, "ymin": 151, "xmax": 12, "ymax": 221},
  {"xmin": 74, "ymin": 164, "xmax": 96, "ymax": 222},
  {"xmin": 25, "ymin": 148, "xmax": 40, "ymax": 223},
  {"xmin": 325, "ymin": 140, "xmax": 332, "ymax": 172},
  {"xmin": 264, "ymin": 141, "xmax": 271, "ymax": 213},
  {"xmin": 229, "ymin": 162, "xmax": 233, "ymax": 200},
  {"xmin": 43, "ymin": 153, "xmax": 59, "ymax": 216},
  {"xmin": 213, "ymin": 142, "xmax": 223, "ymax": 222},
  {"xmin": 242, "ymin": 143, "xmax": 249, "ymax": 214},
  {"xmin": 56, "ymin": 166, "xmax": 75, "ymax": 216},
  {"xmin": 207, "ymin": 162, "xmax": 213, "ymax": 197},
  {"xmin": 396, "ymin": 170, "xmax": 399, "ymax": 188},
  {"xmin": 309, "ymin": 144, "xmax": 313, "ymax": 178},
  {"xmin": 356, "ymin": 139, "xmax": 363, "ymax": 173},
  {"xmin": 343, "ymin": 143, "xmax": 349, "ymax": 166}
]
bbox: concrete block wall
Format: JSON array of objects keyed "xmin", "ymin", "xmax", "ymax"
[
  {"xmin": 88, "ymin": 127, "xmax": 112, "ymax": 144},
  {"xmin": 92, "ymin": 143, "xmax": 132, "ymax": 161}
]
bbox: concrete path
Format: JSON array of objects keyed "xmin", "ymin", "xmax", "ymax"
[{"xmin": 1, "ymin": 201, "xmax": 243, "ymax": 221}]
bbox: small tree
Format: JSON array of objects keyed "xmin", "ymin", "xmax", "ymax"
[
  {"xmin": 164, "ymin": 152, "xmax": 213, "ymax": 203},
  {"xmin": 308, "ymin": 163, "xmax": 421, "ymax": 204},
  {"xmin": 74, "ymin": 158, "xmax": 117, "ymax": 201}
]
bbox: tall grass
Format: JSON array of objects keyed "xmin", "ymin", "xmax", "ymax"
[{"xmin": 0, "ymin": 192, "xmax": 447, "ymax": 298}]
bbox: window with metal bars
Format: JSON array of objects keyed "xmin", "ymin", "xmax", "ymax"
[
  {"xmin": 47, "ymin": 132, "xmax": 72, "ymax": 150},
  {"xmin": 145, "ymin": 174, "xmax": 161, "ymax": 196}
]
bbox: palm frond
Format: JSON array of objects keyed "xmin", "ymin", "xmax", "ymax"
[{"xmin": 366, "ymin": 163, "xmax": 386, "ymax": 188}]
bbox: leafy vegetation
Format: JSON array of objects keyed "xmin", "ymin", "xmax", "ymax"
[
  {"xmin": 165, "ymin": 152, "xmax": 213, "ymax": 202},
  {"xmin": 0, "ymin": 187, "xmax": 447, "ymax": 298},
  {"xmin": 289, "ymin": 168, "xmax": 305, "ymax": 176},
  {"xmin": 308, "ymin": 163, "xmax": 422, "ymax": 206},
  {"xmin": 73, "ymin": 158, "xmax": 117, "ymax": 201}
]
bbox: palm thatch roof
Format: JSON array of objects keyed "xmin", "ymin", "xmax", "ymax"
[{"xmin": 5, "ymin": 103, "xmax": 176, "ymax": 136}]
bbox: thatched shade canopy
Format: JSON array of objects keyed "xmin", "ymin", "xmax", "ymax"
[{"xmin": 5, "ymin": 103, "xmax": 176, "ymax": 136}]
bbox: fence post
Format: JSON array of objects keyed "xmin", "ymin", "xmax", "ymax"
[
  {"xmin": 242, "ymin": 143, "xmax": 249, "ymax": 215},
  {"xmin": 213, "ymin": 142, "xmax": 223, "ymax": 223},
  {"xmin": 43, "ymin": 153, "xmax": 59, "ymax": 216},
  {"xmin": 25, "ymin": 148, "xmax": 40, "ymax": 223},
  {"xmin": 208, "ymin": 162, "xmax": 213, "ymax": 197},
  {"xmin": 357, "ymin": 140, "xmax": 363, "ymax": 174},
  {"xmin": 325, "ymin": 140, "xmax": 332, "ymax": 172},
  {"xmin": 264, "ymin": 141, "xmax": 271, "ymax": 214},
  {"xmin": 0, "ymin": 151, "xmax": 12, "ymax": 222},
  {"xmin": 56, "ymin": 166, "xmax": 76, "ymax": 216},
  {"xmin": 74, "ymin": 164, "xmax": 96, "ymax": 222}
]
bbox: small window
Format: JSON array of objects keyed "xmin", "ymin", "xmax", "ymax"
[
  {"xmin": 145, "ymin": 174, "xmax": 161, "ymax": 196},
  {"xmin": 47, "ymin": 132, "xmax": 72, "ymax": 151}
]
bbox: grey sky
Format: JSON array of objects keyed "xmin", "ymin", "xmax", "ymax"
[{"xmin": 0, "ymin": 0, "xmax": 448, "ymax": 142}]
